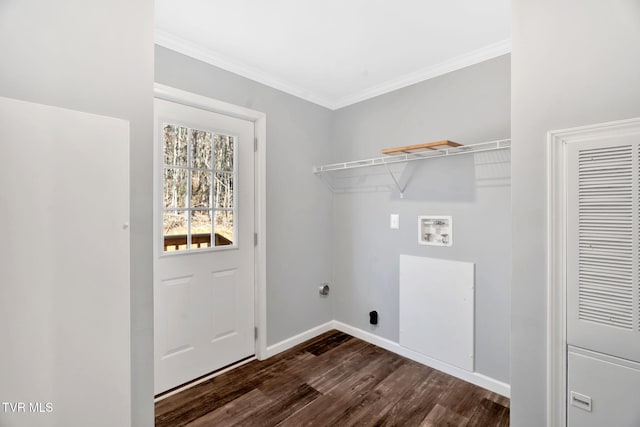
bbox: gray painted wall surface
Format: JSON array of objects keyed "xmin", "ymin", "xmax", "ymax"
[
  {"xmin": 511, "ymin": 1, "xmax": 640, "ymax": 425},
  {"xmin": 0, "ymin": 1, "xmax": 154, "ymax": 426},
  {"xmin": 331, "ymin": 56, "xmax": 511, "ymax": 383},
  {"xmin": 155, "ymin": 46, "xmax": 334, "ymax": 346}
]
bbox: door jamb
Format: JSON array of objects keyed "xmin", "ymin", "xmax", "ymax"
[
  {"xmin": 547, "ymin": 128, "xmax": 568, "ymax": 427},
  {"xmin": 547, "ymin": 117, "xmax": 640, "ymax": 427},
  {"xmin": 153, "ymin": 83, "xmax": 268, "ymax": 360}
]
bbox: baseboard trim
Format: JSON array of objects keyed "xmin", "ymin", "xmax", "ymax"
[
  {"xmin": 264, "ymin": 321, "xmax": 335, "ymax": 358},
  {"xmin": 263, "ymin": 320, "xmax": 510, "ymax": 397},
  {"xmin": 332, "ymin": 321, "xmax": 511, "ymax": 398}
]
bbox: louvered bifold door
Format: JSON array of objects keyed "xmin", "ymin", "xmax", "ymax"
[{"xmin": 567, "ymin": 135, "xmax": 640, "ymax": 363}]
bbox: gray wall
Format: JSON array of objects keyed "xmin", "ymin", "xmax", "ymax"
[
  {"xmin": 155, "ymin": 46, "xmax": 334, "ymax": 345},
  {"xmin": 511, "ymin": 1, "xmax": 640, "ymax": 425},
  {"xmin": 0, "ymin": 1, "xmax": 155, "ymax": 426},
  {"xmin": 331, "ymin": 55, "xmax": 511, "ymax": 383}
]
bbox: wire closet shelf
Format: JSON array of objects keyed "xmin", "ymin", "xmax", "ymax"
[
  {"xmin": 312, "ymin": 138, "xmax": 511, "ymax": 174},
  {"xmin": 312, "ymin": 138, "xmax": 511, "ymax": 198}
]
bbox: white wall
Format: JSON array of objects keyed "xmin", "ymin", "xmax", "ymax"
[
  {"xmin": 0, "ymin": 98, "xmax": 131, "ymax": 427},
  {"xmin": 331, "ymin": 55, "xmax": 511, "ymax": 383},
  {"xmin": 511, "ymin": 1, "xmax": 640, "ymax": 425},
  {"xmin": 0, "ymin": 1, "xmax": 155, "ymax": 426}
]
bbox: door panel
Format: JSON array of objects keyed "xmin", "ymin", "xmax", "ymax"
[
  {"xmin": 158, "ymin": 275, "xmax": 195, "ymax": 359},
  {"xmin": 154, "ymin": 98, "xmax": 255, "ymax": 394},
  {"xmin": 568, "ymin": 347, "xmax": 640, "ymax": 427},
  {"xmin": 210, "ymin": 269, "xmax": 240, "ymax": 340}
]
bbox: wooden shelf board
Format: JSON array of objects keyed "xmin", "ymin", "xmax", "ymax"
[{"xmin": 381, "ymin": 140, "xmax": 462, "ymax": 155}]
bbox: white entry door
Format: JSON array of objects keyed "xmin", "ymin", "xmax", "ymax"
[{"xmin": 154, "ymin": 98, "xmax": 255, "ymax": 394}]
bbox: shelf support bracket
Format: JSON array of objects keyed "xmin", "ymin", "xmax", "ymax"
[
  {"xmin": 384, "ymin": 164, "xmax": 406, "ymax": 198},
  {"xmin": 316, "ymin": 171, "xmax": 337, "ymax": 193}
]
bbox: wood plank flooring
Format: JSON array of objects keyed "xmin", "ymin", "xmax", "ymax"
[{"xmin": 155, "ymin": 330, "xmax": 509, "ymax": 426}]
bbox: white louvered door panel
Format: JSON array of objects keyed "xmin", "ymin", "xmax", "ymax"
[{"xmin": 567, "ymin": 135, "xmax": 640, "ymax": 362}]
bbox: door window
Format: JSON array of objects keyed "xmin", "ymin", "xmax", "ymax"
[{"xmin": 162, "ymin": 124, "xmax": 236, "ymax": 252}]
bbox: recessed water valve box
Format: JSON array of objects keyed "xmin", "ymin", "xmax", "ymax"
[{"xmin": 418, "ymin": 216, "xmax": 452, "ymax": 246}]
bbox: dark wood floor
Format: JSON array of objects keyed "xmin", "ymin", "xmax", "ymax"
[{"xmin": 155, "ymin": 330, "xmax": 509, "ymax": 426}]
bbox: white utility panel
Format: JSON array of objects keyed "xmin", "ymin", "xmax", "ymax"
[
  {"xmin": 399, "ymin": 255, "xmax": 474, "ymax": 371},
  {"xmin": 418, "ymin": 215, "xmax": 452, "ymax": 246}
]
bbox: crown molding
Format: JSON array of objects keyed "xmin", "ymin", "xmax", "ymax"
[
  {"xmin": 155, "ymin": 29, "xmax": 511, "ymax": 111},
  {"xmin": 155, "ymin": 29, "xmax": 336, "ymax": 109},
  {"xmin": 331, "ymin": 39, "xmax": 512, "ymax": 109}
]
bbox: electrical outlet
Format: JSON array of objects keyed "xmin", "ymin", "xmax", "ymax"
[{"xmin": 369, "ymin": 310, "xmax": 378, "ymax": 325}]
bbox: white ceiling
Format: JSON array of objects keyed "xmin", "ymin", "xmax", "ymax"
[{"xmin": 155, "ymin": 0, "xmax": 511, "ymax": 110}]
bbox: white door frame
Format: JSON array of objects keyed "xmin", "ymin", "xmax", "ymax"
[
  {"xmin": 154, "ymin": 83, "xmax": 268, "ymax": 360},
  {"xmin": 547, "ymin": 117, "xmax": 640, "ymax": 427}
]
